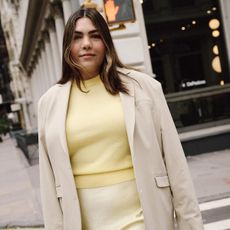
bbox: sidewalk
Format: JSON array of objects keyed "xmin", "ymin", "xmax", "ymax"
[
  {"xmin": 0, "ymin": 229, "xmax": 43, "ymax": 230},
  {"xmin": 0, "ymin": 136, "xmax": 43, "ymax": 229},
  {"xmin": 0, "ymin": 135, "xmax": 230, "ymax": 229},
  {"xmin": 187, "ymin": 149, "xmax": 230, "ymax": 203}
]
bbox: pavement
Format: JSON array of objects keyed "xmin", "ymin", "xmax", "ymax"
[
  {"xmin": 187, "ymin": 149, "xmax": 230, "ymax": 203},
  {"xmin": 0, "ymin": 134, "xmax": 230, "ymax": 229},
  {"xmin": 0, "ymin": 135, "xmax": 43, "ymax": 229}
]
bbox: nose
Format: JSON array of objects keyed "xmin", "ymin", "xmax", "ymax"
[{"xmin": 82, "ymin": 36, "xmax": 92, "ymax": 50}]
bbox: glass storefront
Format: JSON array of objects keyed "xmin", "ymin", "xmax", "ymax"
[
  {"xmin": 142, "ymin": 0, "xmax": 230, "ymax": 130},
  {"xmin": 166, "ymin": 87, "xmax": 230, "ymax": 130}
]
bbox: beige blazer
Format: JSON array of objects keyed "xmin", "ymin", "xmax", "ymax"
[{"xmin": 38, "ymin": 68, "xmax": 204, "ymax": 230}]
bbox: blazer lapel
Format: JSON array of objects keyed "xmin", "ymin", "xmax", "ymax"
[
  {"xmin": 119, "ymin": 70, "xmax": 135, "ymax": 155},
  {"xmin": 57, "ymin": 72, "xmax": 136, "ymax": 158},
  {"xmin": 58, "ymin": 81, "xmax": 72, "ymax": 156}
]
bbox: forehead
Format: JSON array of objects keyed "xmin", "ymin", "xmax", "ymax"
[{"xmin": 75, "ymin": 17, "xmax": 97, "ymax": 31}]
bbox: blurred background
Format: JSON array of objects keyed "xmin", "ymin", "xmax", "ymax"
[{"xmin": 0, "ymin": 0, "xmax": 229, "ymax": 229}]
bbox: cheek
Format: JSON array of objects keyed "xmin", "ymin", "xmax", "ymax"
[
  {"xmin": 70, "ymin": 44, "xmax": 79, "ymax": 58},
  {"xmin": 98, "ymin": 43, "xmax": 106, "ymax": 58}
]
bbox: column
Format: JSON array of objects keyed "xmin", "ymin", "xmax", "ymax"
[
  {"xmin": 36, "ymin": 49, "xmax": 47, "ymax": 95},
  {"xmin": 70, "ymin": 0, "xmax": 80, "ymax": 12},
  {"xmin": 15, "ymin": 66, "xmax": 24, "ymax": 98},
  {"xmin": 137, "ymin": 0, "xmax": 153, "ymax": 75},
  {"xmin": 31, "ymin": 65, "xmax": 38, "ymax": 105},
  {"xmin": 47, "ymin": 18, "xmax": 62, "ymax": 81},
  {"xmin": 33, "ymin": 54, "xmax": 42, "ymax": 101},
  {"xmin": 34, "ymin": 60, "xmax": 42, "ymax": 117},
  {"xmin": 11, "ymin": 72, "xmax": 19, "ymax": 99},
  {"xmin": 61, "ymin": 0, "xmax": 72, "ymax": 23},
  {"xmin": 9, "ymin": 62, "xmax": 19, "ymax": 99},
  {"xmin": 27, "ymin": 66, "xmax": 34, "ymax": 130},
  {"xmin": 30, "ymin": 67, "xmax": 37, "ymax": 118},
  {"xmin": 52, "ymin": 3, "xmax": 65, "ymax": 57},
  {"xmin": 43, "ymin": 31, "xmax": 56, "ymax": 85},
  {"xmin": 39, "ymin": 41, "xmax": 50, "ymax": 91}
]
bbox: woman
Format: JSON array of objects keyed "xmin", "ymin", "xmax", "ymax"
[{"xmin": 38, "ymin": 6, "xmax": 204, "ymax": 230}]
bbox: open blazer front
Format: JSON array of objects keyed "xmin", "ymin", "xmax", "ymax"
[{"xmin": 38, "ymin": 68, "xmax": 204, "ymax": 230}]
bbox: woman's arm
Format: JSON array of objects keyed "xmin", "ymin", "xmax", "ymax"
[
  {"xmin": 155, "ymin": 83, "xmax": 204, "ymax": 229},
  {"xmin": 38, "ymin": 98, "xmax": 63, "ymax": 229}
]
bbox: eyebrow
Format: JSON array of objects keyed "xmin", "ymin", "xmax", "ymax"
[{"xmin": 73, "ymin": 29, "xmax": 99, "ymax": 34}]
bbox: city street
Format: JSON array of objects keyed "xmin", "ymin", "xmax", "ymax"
[
  {"xmin": 201, "ymin": 197, "xmax": 230, "ymax": 229},
  {"xmin": 1, "ymin": 0, "xmax": 230, "ymax": 229},
  {"xmin": 0, "ymin": 136, "xmax": 43, "ymax": 228},
  {"xmin": 187, "ymin": 149, "xmax": 230, "ymax": 229},
  {"xmin": 0, "ymin": 135, "xmax": 230, "ymax": 229}
]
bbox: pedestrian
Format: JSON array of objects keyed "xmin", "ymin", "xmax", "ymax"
[{"xmin": 38, "ymin": 6, "xmax": 204, "ymax": 230}]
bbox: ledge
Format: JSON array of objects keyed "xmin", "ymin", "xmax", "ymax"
[{"xmin": 179, "ymin": 123, "xmax": 230, "ymax": 142}]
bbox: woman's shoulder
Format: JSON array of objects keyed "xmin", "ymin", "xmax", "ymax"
[
  {"xmin": 39, "ymin": 84, "xmax": 60, "ymax": 104},
  {"xmin": 38, "ymin": 82, "xmax": 69, "ymax": 109},
  {"xmin": 118, "ymin": 67, "xmax": 161, "ymax": 91}
]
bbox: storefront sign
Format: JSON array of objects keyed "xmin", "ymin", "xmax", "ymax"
[{"xmin": 181, "ymin": 80, "xmax": 206, "ymax": 88}]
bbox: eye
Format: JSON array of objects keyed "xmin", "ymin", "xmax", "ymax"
[
  {"xmin": 91, "ymin": 33, "xmax": 101, "ymax": 39},
  {"xmin": 73, "ymin": 34, "xmax": 82, "ymax": 40}
]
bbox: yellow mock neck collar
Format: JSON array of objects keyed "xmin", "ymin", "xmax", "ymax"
[
  {"xmin": 72, "ymin": 75, "xmax": 101, "ymax": 90},
  {"xmin": 83, "ymin": 75, "xmax": 101, "ymax": 88}
]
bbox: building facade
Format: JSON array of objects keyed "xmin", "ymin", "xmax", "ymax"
[
  {"xmin": 142, "ymin": 0, "xmax": 230, "ymax": 133},
  {"xmin": 0, "ymin": 18, "xmax": 14, "ymax": 134},
  {"xmin": 142, "ymin": 0, "xmax": 230, "ymax": 154},
  {"xmin": 0, "ymin": 0, "xmax": 230, "ymax": 153},
  {"xmin": 0, "ymin": 18, "xmax": 12, "ymax": 105},
  {"xmin": 0, "ymin": 0, "xmax": 151, "ymax": 131}
]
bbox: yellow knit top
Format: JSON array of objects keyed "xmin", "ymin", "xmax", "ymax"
[{"xmin": 66, "ymin": 75, "xmax": 135, "ymax": 188}]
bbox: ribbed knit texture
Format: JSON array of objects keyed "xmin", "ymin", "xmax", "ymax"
[{"xmin": 66, "ymin": 75, "xmax": 135, "ymax": 188}]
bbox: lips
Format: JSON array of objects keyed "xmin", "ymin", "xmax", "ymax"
[{"xmin": 79, "ymin": 53, "xmax": 95, "ymax": 57}]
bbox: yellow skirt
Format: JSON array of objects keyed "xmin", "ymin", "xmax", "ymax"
[{"xmin": 77, "ymin": 179, "xmax": 145, "ymax": 230}]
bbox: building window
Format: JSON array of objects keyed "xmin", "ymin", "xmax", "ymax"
[
  {"xmin": 171, "ymin": 0, "xmax": 195, "ymax": 8},
  {"xmin": 142, "ymin": 0, "xmax": 230, "ymax": 129}
]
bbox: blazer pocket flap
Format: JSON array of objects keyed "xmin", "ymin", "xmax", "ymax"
[
  {"xmin": 155, "ymin": 176, "xmax": 170, "ymax": 188},
  {"xmin": 55, "ymin": 185, "xmax": 63, "ymax": 198}
]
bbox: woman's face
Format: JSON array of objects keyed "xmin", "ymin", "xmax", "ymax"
[{"xmin": 71, "ymin": 17, "xmax": 106, "ymax": 79}]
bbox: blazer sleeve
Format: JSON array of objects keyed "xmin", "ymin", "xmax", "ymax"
[
  {"xmin": 154, "ymin": 82, "xmax": 204, "ymax": 229},
  {"xmin": 38, "ymin": 98, "xmax": 63, "ymax": 230}
]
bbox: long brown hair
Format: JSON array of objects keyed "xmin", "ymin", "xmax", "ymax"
[{"xmin": 58, "ymin": 7, "xmax": 129, "ymax": 95}]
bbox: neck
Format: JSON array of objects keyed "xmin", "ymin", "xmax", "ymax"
[{"xmin": 81, "ymin": 71, "xmax": 99, "ymax": 80}]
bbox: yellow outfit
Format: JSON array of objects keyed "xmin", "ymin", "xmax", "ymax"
[
  {"xmin": 66, "ymin": 75, "xmax": 135, "ymax": 189},
  {"xmin": 77, "ymin": 180, "xmax": 144, "ymax": 230},
  {"xmin": 66, "ymin": 75, "xmax": 144, "ymax": 229}
]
